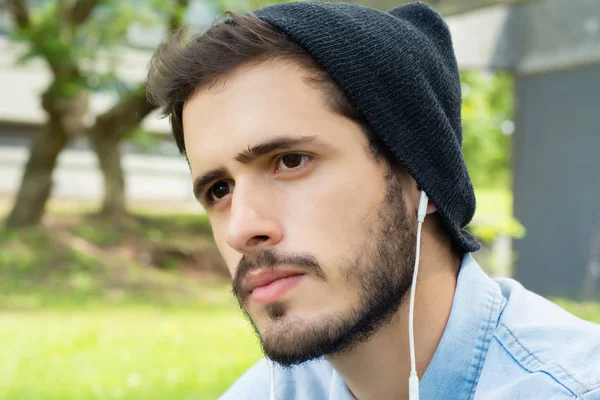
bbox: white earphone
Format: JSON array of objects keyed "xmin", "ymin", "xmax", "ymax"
[{"xmin": 408, "ymin": 190, "xmax": 429, "ymax": 400}]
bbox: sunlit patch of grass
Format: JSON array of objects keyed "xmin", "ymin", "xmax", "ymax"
[
  {"xmin": 551, "ymin": 298, "xmax": 600, "ymax": 324},
  {"xmin": 0, "ymin": 208, "xmax": 265, "ymax": 398},
  {"xmin": 0, "ymin": 305, "xmax": 262, "ymax": 400}
]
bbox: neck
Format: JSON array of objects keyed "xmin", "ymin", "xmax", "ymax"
[{"xmin": 327, "ymin": 246, "xmax": 461, "ymax": 400}]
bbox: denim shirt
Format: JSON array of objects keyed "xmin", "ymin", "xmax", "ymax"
[{"xmin": 220, "ymin": 254, "xmax": 600, "ymax": 399}]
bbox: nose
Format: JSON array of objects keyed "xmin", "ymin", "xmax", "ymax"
[{"xmin": 225, "ymin": 181, "xmax": 283, "ymax": 256}]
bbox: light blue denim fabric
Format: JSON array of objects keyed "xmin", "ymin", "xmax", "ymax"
[{"xmin": 219, "ymin": 254, "xmax": 600, "ymax": 399}]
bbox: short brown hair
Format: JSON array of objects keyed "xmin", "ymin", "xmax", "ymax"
[{"xmin": 146, "ymin": 11, "xmax": 391, "ymax": 162}]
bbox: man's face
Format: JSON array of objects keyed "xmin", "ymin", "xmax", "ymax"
[{"xmin": 183, "ymin": 59, "xmax": 417, "ymax": 365}]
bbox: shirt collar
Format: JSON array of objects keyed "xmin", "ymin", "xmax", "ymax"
[{"xmin": 419, "ymin": 253, "xmax": 505, "ymax": 399}]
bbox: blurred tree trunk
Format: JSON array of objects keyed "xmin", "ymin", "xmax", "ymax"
[
  {"xmin": 6, "ymin": 0, "xmax": 94, "ymax": 227},
  {"xmin": 89, "ymin": 85, "xmax": 156, "ymax": 220},
  {"xmin": 90, "ymin": 0, "xmax": 189, "ymax": 221},
  {"xmin": 6, "ymin": 89, "xmax": 89, "ymax": 227},
  {"xmin": 90, "ymin": 127, "xmax": 125, "ymax": 220},
  {"xmin": 6, "ymin": 0, "xmax": 189, "ymax": 226},
  {"xmin": 6, "ymin": 124, "xmax": 68, "ymax": 227}
]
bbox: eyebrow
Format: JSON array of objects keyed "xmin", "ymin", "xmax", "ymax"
[{"xmin": 192, "ymin": 135, "xmax": 318, "ymax": 202}]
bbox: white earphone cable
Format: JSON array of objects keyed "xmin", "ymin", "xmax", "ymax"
[
  {"xmin": 409, "ymin": 191, "xmax": 429, "ymax": 400},
  {"xmin": 269, "ymin": 360, "xmax": 275, "ymax": 400}
]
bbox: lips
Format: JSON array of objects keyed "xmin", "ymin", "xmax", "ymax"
[{"xmin": 243, "ymin": 269, "xmax": 305, "ymax": 304}]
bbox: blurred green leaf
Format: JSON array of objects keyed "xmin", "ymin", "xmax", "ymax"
[
  {"xmin": 461, "ymin": 71, "xmax": 514, "ymax": 189},
  {"xmin": 127, "ymin": 128, "xmax": 163, "ymax": 152},
  {"xmin": 14, "ymin": 48, "xmax": 38, "ymax": 65},
  {"xmin": 469, "ymin": 216, "xmax": 526, "ymax": 245}
]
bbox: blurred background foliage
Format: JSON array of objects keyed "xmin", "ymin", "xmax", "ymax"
[
  {"xmin": 461, "ymin": 70, "xmax": 514, "ymax": 190},
  {"xmin": 461, "ymin": 70, "xmax": 526, "ymax": 254}
]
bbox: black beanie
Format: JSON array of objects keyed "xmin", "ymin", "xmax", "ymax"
[{"xmin": 254, "ymin": 1, "xmax": 480, "ymax": 253}]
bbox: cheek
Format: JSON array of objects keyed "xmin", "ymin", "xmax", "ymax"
[
  {"xmin": 283, "ymin": 162, "xmax": 385, "ymax": 255},
  {"xmin": 211, "ymin": 220, "xmax": 239, "ymax": 278}
]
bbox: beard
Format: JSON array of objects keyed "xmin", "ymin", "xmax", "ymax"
[{"xmin": 232, "ymin": 169, "xmax": 417, "ymax": 367}]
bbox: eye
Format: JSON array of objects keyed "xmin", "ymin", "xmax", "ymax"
[
  {"xmin": 276, "ymin": 154, "xmax": 309, "ymax": 171},
  {"xmin": 206, "ymin": 181, "xmax": 234, "ymax": 204}
]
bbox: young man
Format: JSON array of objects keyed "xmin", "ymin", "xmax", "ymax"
[{"xmin": 147, "ymin": 2, "xmax": 600, "ymax": 399}]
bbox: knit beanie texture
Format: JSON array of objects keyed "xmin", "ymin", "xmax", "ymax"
[{"xmin": 254, "ymin": 1, "xmax": 480, "ymax": 253}]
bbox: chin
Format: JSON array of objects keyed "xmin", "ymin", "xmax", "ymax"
[
  {"xmin": 260, "ymin": 317, "xmax": 328, "ymax": 367},
  {"xmin": 250, "ymin": 305, "xmax": 356, "ymax": 367}
]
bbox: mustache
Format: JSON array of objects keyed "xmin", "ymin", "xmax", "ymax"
[{"xmin": 232, "ymin": 248, "xmax": 326, "ymax": 301}]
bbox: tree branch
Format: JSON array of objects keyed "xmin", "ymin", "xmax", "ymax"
[
  {"xmin": 90, "ymin": 84, "xmax": 157, "ymax": 140},
  {"xmin": 7, "ymin": 0, "xmax": 31, "ymax": 30},
  {"xmin": 8, "ymin": 0, "xmax": 82, "ymax": 83},
  {"xmin": 168, "ymin": 0, "xmax": 190, "ymax": 33},
  {"xmin": 89, "ymin": 0, "xmax": 191, "ymax": 140},
  {"xmin": 68, "ymin": 0, "xmax": 100, "ymax": 26}
]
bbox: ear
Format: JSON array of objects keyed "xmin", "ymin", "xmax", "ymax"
[
  {"xmin": 426, "ymin": 199, "xmax": 437, "ymax": 214},
  {"xmin": 415, "ymin": 181, "xmax": 437, "ymax": 216},
  {"xmin": 395, "ymin": 167, "xmax": 437, "ymax": 216}
]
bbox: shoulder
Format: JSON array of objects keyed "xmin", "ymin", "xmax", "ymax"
[
  {"xmin": 218, "ymin": 358, "xmax": 271, "ymax": 400},
  {"xmin": 219, "ymin": 357, "xmax": 336, "ymax": 400},
  {"xmin": 479, "ymin": 277, "xmax": 600, "ymax": 399}
]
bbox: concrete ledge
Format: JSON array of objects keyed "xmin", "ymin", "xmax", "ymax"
[{"xmin": 446, "ymin": 0, "xmax": 600, "ymax": 73}]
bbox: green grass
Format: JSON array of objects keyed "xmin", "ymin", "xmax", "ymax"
[
  {"xmin": 0, "ymin": 197, "xmax": 597, "ymax": 399},
  {"xmin": 0, "ymin": 210, "xmax": 263, "ymax": 399},
  {"xmin": 552, "ymin": 299, "xmax": 600, "ymax": 324},
  {"xmin": 0, "ymin": 304, "xmax": 263, "ymax": 400},
  {"xmin": 0, "ymin": 212, "xmax": 220, "ymax": 309},
  {"xmin": 0, "ymin": 297, "xmax": 597, "ymax": 400}
]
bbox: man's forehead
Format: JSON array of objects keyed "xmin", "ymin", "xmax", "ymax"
[
  {"xmin": 179, "ymin": 58, "xmax": 357, "ymax": 180},
  {"xmin": 183, "ymin": 92, "xmax": 304, "ymax": 172}
]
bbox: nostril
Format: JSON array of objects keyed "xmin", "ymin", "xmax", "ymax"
[{"xmin": 248, "ymin": 235, "xmax": 270, "ymax": 246}]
